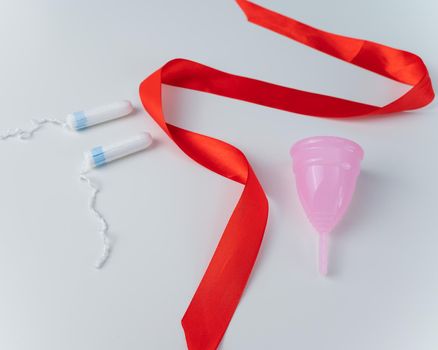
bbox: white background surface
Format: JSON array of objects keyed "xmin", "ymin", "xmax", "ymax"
[{"xmin": 0, "ymin": 1, "xmax": 437, "ymax": 349}]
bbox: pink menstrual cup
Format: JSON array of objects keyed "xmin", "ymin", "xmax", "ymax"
[{"xmin": 290, "ymin": 136, "xmax": 364, "ymax": 275}]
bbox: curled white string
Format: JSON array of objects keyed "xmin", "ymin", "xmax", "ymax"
[
  {"xmin": 1, "ymin": 117, "xmax": 112, "ymax": 269},
  {"xmin": 79, "ymin": 170, "xmax": 111, "ymax": 269},
  {"xmin": 0, "ymin": 118, "xmax": 67, "ymax": 140}
]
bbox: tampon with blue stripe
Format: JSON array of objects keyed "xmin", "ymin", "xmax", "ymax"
[
  {"xmin": 66, "ymin": 100, "xmax": 134, "ymax": 131},
  {"xmin": 83, "ymin": 132, "xmax": 153, "ymax": 171}
]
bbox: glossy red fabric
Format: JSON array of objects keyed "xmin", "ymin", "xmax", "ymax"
[{"xmin": 139, "ymin": 1, "xmax": 434, "ymax": 349}]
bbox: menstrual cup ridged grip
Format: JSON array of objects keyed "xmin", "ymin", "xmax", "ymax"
[{"xmin": 290, "ymin": 136, "xmax": 364, "ymax": 275}]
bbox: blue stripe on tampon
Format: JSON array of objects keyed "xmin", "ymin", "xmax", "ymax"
[
  {"xmin": 91, "ymin": 146, "xmax": 106, "ymax": 167},
  {"xmin": 72, "ymin": 111, "xmax": 88, "ymax": 130}
]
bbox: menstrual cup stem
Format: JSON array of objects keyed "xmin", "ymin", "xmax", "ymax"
[{"xmin": 319, "ymin": 233, "xmax": 329, "ymax": 275}]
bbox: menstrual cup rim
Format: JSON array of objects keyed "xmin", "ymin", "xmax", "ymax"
[{"xmin": 290, "ymin": 136, "xmax": 364, "ymax": 160}]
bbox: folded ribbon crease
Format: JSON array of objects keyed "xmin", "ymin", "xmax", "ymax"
[{"xmin": 139, "ymin": 1, "xmax": 434, "ymax": 349}]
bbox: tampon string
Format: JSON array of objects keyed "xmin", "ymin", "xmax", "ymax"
[
  {"xmin": 79, "ymin": 172, "xmax": 111, "ymax": 269},
  {"xmin": 0, "ymin": 118, "xmax": 67, "ymax": 141},
  {"xmin": 81, "ymin": 131, "xmax": 153, "ymax": 268}
]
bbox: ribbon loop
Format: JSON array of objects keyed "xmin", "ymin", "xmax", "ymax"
[{"xmin": 139, "ymin": 1, "xmax": 433, "ymax": 349}]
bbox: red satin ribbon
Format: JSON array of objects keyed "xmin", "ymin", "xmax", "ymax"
[{"xmin": 139, "ymin": 1, "xmax": 434, "ymax": 349}]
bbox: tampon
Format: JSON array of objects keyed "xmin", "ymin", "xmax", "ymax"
[
  {"xmin": 83, "ymin": 132, "xmax": 152, "ymax": 171},
  {"xmin": 66, "ymin": 100, "xmax": 134, "ymax": 131}
]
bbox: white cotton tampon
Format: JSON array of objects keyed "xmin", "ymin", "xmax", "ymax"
[
  {"xmin": 66, "ymin": 100, "xmax": 134, "ymax": 131},
  {"xmin": 83, "ymin": 132, "xmax": 153, "ymax": 171}
]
